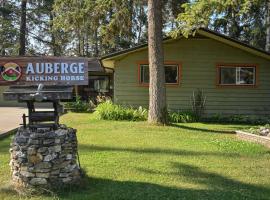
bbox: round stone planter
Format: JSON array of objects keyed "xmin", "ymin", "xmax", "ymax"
[{"xmin": 9, "ymin": 126, "xmax": 81, "ymax": 188}]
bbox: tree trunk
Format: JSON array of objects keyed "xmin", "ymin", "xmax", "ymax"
[
  {"xmin": 94, "ymin": 28, "xmax": 99, "ymax": 57},
  {"xmin": 49, "ymin": 13, "xmax": 59, "ymax": 56},
  {"xmin": 19, "ymin": 0, "xmax": 27, "ymax": 55},
  {"xmin": 266, "ymin": 0, "xmax": 270, "ymax": 51},
  {"xmin": 147, "ymin": 0, "xmax": 167, "ymax": 124}
]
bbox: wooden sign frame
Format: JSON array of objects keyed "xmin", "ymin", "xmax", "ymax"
[{"xmin": 0, "ymin": 57, "xmax": 89, "ymax": 86}]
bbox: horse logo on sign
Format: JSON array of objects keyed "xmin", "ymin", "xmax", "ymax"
[{"xmin": 0, "ymin": 62, "xmax": 22, "ymax": 82}]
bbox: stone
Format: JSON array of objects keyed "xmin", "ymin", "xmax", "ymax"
[
  {"xmin": 34, "ymin": 168, "xmax": 51, "ymax": 173},
  {"xmin": 20, "ymin": 171, "xmax": 35, "ymax": 178},
  {"xmin": 36, "ymin": 173, "xmax": 50, "ymax": 178},
  {"xmin": 60, "ymin": 161, "xmax": 71, "ymax": 168},
  {"xmin": 43, "ymin": 139, "xmax": 55, "ymax": 145},
  {"xmin": 28, "ymin": 153, "xmax": 43, "ymax": 164},
  {"xmin": 44, "ymin": 153, "xmax": 57, "ymax": 162},
  {"xmin": 62, "ymin": 177, "xmax": 72, "ymax": 183},
  {"xmin": 35, "ymin": 162, "xmax": 52, "ymax": 169},
  {"xmin": 27, "ymin": 147, "xmax": 37, "ymax": 155},
  {"xmin": 29, "ymin": 139, "xmax": 40, "ymax": 145},
  {"xmin": 55, "ymin": 129, "xmax": 66, "ymax": 137},
  {"xmin": 66, "ymin": 154, "xmax": 73, "ymax": 160},
  {"xmin": 59, "ymin": 173, "xmax": 68, "ymax": 178},
  {"xmin": 49, "ymin": 145, "xmax": 61, "ymax": 153},
  {"xmin": 259, "ymin": 128, "xmax": 269, "ymax": 136},
  {"xmin": 38, "ymin": 147, "xmax": 48, "ymax": 153},
  {"xmin": 15, "ymin": 137, "xmax": 27, "ymax": 144},
  {"xmin": 51, "ymin": 169, "xmax": 60, "ymax": 175},
  {"xmin": 55, "ymin": 139, "xmax": 61, "ymax": 144},
  {"xmin": 30, "ymin": 178, "xmax": 47, "ymax": 185}
]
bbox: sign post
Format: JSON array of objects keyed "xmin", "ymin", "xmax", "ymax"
[{"xmin": 0, "ymin": 57, "xmax": 89, "ymax": 188}]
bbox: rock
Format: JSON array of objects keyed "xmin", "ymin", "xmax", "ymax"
[
  {"xmin": 51, "ymin": 169, "xmax": 60, "ymax": 175},
  {"xmin": 28, "ymin": 153, "xmax": 43, "ymax": 164},
  {"xmin": 29, "ymin": 139, "xmax": 40, "ymax": 145},
  {"xmin": 15, "ymin": 137, "xmax": 27, "ymax": 144},
  {"xmin": 35, "ymin": 162, "xmax": 52, "ymax": 169},
  {"xmin": 30, "ymin": 178, "xmax": 47, "ymax": 185},
  {"xmin": 43, "ymin": 139, "xmax": 55, "ymax": 145},
  {"xmin": 62, "ymin": 177, "xmax": 72, "ymax": 183},
  {"xmin": 34, "ymin": 168, "xmax": 51, "ymax": 173},
  {"xmin": 38, "ymin": 147, "xmax": 48, "ymax": 153},
  {"xmin": 49, "ymin": 145, "xmax": 61, "ymax": 153},
  {"xmin": 55, "ymin": 139, "xmax": 61, "ymax": 144},
  {"xmin": 59, "ymin": 173, "xmax": 68, "ymax": 178},
  {"xmin": 66, "ymin": 154, "xmax": 73, "ymax": 160},
  {"xmin": 44, "ymin": 153, "xmax": 57, "ymax": 162},
  {"xmin": 259, "ymin": 128, "xmax": 269, "ymax": 136},
  {"xmin": 36, "ymin": 173, "xmax": 50, "ymax": 178},
  {"xmin": 27, "ymin": 147, "xmax": 37, "ymax": 155},
  {"xmin": 20, "ymin": 171, "xmax": 35, "ymax": 178}
]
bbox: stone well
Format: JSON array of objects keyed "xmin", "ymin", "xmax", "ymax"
[{"xmin": 9, "ymin": 126, "xmax": 81, "ymax": 188}]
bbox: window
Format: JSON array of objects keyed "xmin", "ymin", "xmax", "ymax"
[
  {"xmin": 218, "ymin": 65, "xmax": 256, "ymax": 86},
  {"xmin": 88, "ymin": 76, "xmax": 110, "ymax": 92},
  {"xmin": 139, "ymin": 64, "xmax": 179, "ymax": 84}
]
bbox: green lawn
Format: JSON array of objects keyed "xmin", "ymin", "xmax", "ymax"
[{"xmin": 1, "ymin": 113, "xmax": 270, "ymax": 200}]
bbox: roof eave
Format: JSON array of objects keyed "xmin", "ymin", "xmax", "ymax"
[{"xmin": 101, "ymin": 28, "xmax": 270, "ymax": 62}]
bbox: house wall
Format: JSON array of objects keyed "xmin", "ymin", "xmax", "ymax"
[{"xmin": 113, "ymin": 38, "xmax": 270, "ymax": 116}]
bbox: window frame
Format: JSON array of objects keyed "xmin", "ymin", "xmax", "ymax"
[
  {"xmin": 216, "ymin": 64, "xmax": 258, "ymax": 87},
  {"xmin": 88, "ymin": 75, "xmax": 111, "ymax": 92},
  {"xmin": 137, "ymin": 61, "xmax": 181, "ymax": 87}
]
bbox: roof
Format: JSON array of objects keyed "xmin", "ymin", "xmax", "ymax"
[{"xmin": 101, "ymin": 28, "xmax": 270, "ymax": 61}]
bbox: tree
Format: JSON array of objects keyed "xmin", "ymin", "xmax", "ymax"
[
  {"xmin": 0, "ymin": 0, "xmax": 18, "ymax": 55},
  {"xmin": 19, "ymin": 0, "xmax": 27, "ymax": 55},
  {"xmin": 147, "ymin": 0, "xmax": 167, "ymax": 124},
  {"xmin": 266, "ymin": 0, "xmax": 270, "ymax": 51},
  {"xmin": 173, "ymin": 0, "xmax": 267, "ymax": 50}
]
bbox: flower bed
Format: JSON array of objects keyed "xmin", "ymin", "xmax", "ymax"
[{"xmin": 236, "ymin": 128, "xmax": 270, "ymax": 148}]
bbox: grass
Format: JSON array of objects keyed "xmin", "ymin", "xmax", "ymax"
[{"xmin": 0, "ymin": 113, "xmax": 270, "ymax": 199}]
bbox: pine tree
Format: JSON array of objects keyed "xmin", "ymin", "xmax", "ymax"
[{"xmin": 147, "ymin": 0, "xmax": 167, "ymax": 124}]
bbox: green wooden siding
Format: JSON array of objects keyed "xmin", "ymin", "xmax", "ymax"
[{"xmin": 113, "ymin": 38, "xmax": 270, "ymax": 116}]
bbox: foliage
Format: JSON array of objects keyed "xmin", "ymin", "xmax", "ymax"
[
  {"xmin": 65, "ymin": 96, "xmax": 90, "ymax": 113},
  {"xmin": 204, "ymin": 114, "xmax": 270, "ymax": 125},
  {"xmin": 168, "ymin": 110, "xmax": 196, "ymax": 123},
  {"xmin": 191, "ymin": 89, "xmax": 206, "ymax": 121},
  {"xmin": 172, "ymin": 0, "xmax": 267, "ymax": 50},
  {"xmin": 94, "ymin": 101, "xmax": 148, "ymax": 121},
  {"xmin": 0, "ymin": 1, "xmax": 19, "ymax": 55},
  {"xmin": 245, "ymin": 124, "xmax": 270, "ymax": 135}
]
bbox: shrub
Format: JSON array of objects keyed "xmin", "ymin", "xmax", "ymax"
[
  {"xmin": 94, "ymin": 101, "xmax": 148, "ymax": 121},
  {"xmin": 65, "ymin": 96, "xmax": 90, "ymax": 113},
  {"xmin": 191, "ymin": 89, "xmax": 206, "ymax": 121},
  {"xmin": 168, "ymin": 111, "xmax": 197, "ymax": 123},
  {"xmin": 204, "ymin": 114, "xmax": 270, "ymax": 125}
]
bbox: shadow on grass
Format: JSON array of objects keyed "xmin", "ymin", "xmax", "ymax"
[
  {"xmin": 54, "ymin": 162, "xmax": 270, "ymax": 200},
  {"xmin": 135, "ymin": 162, "xmax": 270, "ymax": 200},
  {"xmin": 171, "ymin": 124, "xmax": 235, "ymax": 134},
  {"xmin": 0, "ymin": 135, "xmax": 13, "ymax": 155},
  {"xmin": 79, "ymin": 144, "xmax": 239, "ymax": 157},
  {"xmin": 2, "ymin": 164, "xmax": 269, "ymax": 200}
]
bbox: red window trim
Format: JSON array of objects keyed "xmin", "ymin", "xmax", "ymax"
[{"xmin": 216, "ymin": 63, "xmax": 259, "ymax": 88}]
